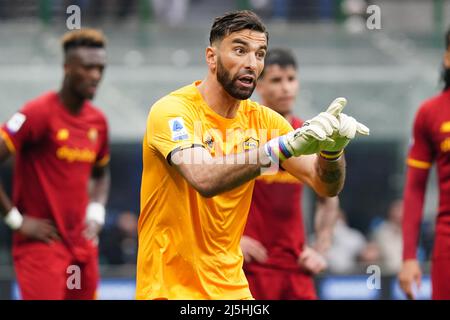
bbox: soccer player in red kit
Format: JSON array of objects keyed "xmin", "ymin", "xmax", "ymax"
[
  {"xmin": 0, "ymin": 29, "xmax": 110, "ymax": 300},
  {"xmin": 399, "ymin": 28, "xmax": 450, "ymax": 300},
  {"xmin": 241, "ymin": 48, "xmax": 339, "ymax": 300}
]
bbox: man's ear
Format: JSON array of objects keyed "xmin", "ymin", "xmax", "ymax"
[
  {"xmin": 444, "ymin": 49, "xmax": 450, "ymax": 69},
  {"xmin": 205, "ymin": 46, "xmax": 217, "ymax": 70},
  {"xmin": 64, "ymin": 63, "xmax": 70, "ymax": 74},
  {"xmin": 63, "ymin": 52, "xmax": 74, "ymax": 76}
]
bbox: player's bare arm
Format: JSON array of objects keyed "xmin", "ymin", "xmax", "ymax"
[
  {"xmin": 90, "ymin": 164, "xmax": 111, "ymax": 206},
  {"xmin": 0, "ymin": 136, "xmax": 59, "ymax": 242},
  {"xmin": 240, "ymin": 235, "xmax": 267, "ymax": 263},
  {"xmin": 314, "ymin": 196, "xmax": 339, "ymax": 253},
  {"xmin": 84, "ymin": 164, "xmax": 111, "ymax": 241},
  {"xmin": 0, "ymin": 136, "xmax": 11, "ymax": 164},
  {"xmin": 172, "ymin": 135, "xmax": 345, "ymax": 199},
  {"xmin": 296, "ymin": 195, "xmax": 339, "ymax": 274},
  {"xmin": 171, "ymin": 144, "xmax": 271, "ymax": 198},
  {"xmin": 399, "ymin": 259, "xmax": 422, "ymax": 300},
  {"xmin": 298, "ymin": 245, "xmax": 328, "ymax": 275},
  {"xmin": 0, "ymin": 137, "xmax": 13, "ymax": 213},
  {"xmin": 282, "ymin": 154, "xmax": 345, "ymax": 197}
]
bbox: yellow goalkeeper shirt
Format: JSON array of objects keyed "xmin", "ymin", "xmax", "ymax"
[{"xmin": 136, "ymin": 81, "xmax": 292, "ymax": 300}]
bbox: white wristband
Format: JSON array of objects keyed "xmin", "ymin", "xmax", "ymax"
[
  {"xmin": 86, "ymin": 202, "xmax": 106, "ymax": 226},
  {"xmin": 4, "ymin": 207, "xmax": 24, "ymax": 230}
]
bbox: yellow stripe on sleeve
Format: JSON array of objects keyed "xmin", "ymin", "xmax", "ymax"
[
  {"xmin": 95, "ymin": 154, "xmax": 110, "ymax": 167},
  {"xmin": 407, "ymin": 158, "xmax": 432, "ymax": 169},
  {"xmin": 0, "ymin": 128, "xmax": 16, "ymax": 154}
]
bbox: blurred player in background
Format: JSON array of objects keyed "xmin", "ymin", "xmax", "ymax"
[
  {"xmin": 399, "ymin": 27, "xmax": 450, "ymax": 300},
  {"xmin": 0, "ymin": 29, "xmax": 110, "ymax": 299},
  {"xmin": 241, "ymin": 48, "xmax": 339, "ymax": 300},
  {"xmin": 137, "ymin": 10, "xmax": 369, "ymax": 300}
]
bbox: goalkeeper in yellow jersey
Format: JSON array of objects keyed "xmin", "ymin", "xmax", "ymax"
[{"xmin": 136, "ymin": 10, "xmax": 369, "ymax": 300}]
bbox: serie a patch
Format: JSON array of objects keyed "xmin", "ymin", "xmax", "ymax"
[
  {"xmin": 6, "ymin": 113, "xmax": 26, "ymax": 134},
  {"xmin": 169, "ymin": 117, "xmax": 189, "ymax": 141}
]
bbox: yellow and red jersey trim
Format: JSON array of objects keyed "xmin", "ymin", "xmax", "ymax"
[
  {"xmin": 407, "ymin": 158, "xmax": 432, "ymax": 170},
  {"xmin": 0, "ymin": 128, "xmax": 16, "ymax": 154}
]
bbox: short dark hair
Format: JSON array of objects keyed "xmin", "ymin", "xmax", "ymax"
[
  {"xmin": 265, "ymin": 48, "xmax": 297, "ymax": 69},
  {"xmin": 209, "ymin": 10, "xmax": 268, "ymax": 45},
  {"xmin": 61, "ymin": 28, "xmax": 106, "ymax": 54},
  {"xmin": 260, "ymin": 48, "xmax": 297, "ymax": 79}
]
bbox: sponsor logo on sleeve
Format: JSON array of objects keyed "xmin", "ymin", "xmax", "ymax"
[
  {"xmin": 440, "ymin": 121, "xmax": 450, "ymax": 133},
  {"xmin": 6, "ymin": 113, "xmax": 26, "ymax": 134},
  {"xmin": 169, "ymin": 117, "xmax": 189, "ymax": 141}
]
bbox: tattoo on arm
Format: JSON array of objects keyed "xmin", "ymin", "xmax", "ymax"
[
  {"xmin": 318, "ymin": 166, "xmax": 342, "ymax": 183},
  {"xmin": 317, "ymin": 157, "xmax": 344, "ymax": 184}
]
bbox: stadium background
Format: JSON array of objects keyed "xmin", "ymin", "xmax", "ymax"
[{"xmin": 0, "ymin": 0, "xmax": 449, "ymax": 299}]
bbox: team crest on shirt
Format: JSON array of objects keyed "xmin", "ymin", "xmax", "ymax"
[
  {"xmin": 441, "ymin": 137, "xmax": 450, "ymax": 152},
  {"xmin": 6, "ymin": 113, "xmax": 26, "ymax": 134},
  {"xmin": 88, "ymin": 128, "xmax": 98, "ymax": 142},
  {"xmin": 243, "ymin": 136, "xmax": 259, "ymax": 150},
  {"xmin": 56, "ymin": 128, "xmax": 70, "ymax": 141},
  {"xmin": 169, "ymin": 117, "xmax": 189, "ymax": 141},
  {"xmin": 440, "ymin": 121, "xmax": 450, "ymax": 133}
]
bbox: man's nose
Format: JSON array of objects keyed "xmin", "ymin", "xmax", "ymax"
[
  {"xmin": 90, "ymin": 67, "xmax": 102, "ymax": 82},
  {"xmin": 281, "ymin": 80, "xmax": 290, "ymax": 92},
  {"xmin": 244, "ymin": 53, "xmax": 258, "ymax": 71}
]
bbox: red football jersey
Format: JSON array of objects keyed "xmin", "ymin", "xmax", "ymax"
[
  {"xmin": 404, "ymin": 89, "xmax": 450, "ymax": 258},
  {"xmin": 0, "ymin": 92, "xmax": 109, "ymax": 261},
  {"xmin": 244, "ymin": 116, "xmax": 305, "ymax": 270}
]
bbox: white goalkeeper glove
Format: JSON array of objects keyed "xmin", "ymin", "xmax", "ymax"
[
  {"xmin": 319, "ymin": 101, "xmax": 370, "ymax": 160},
  {"xmin": 264, "ymin": 98, "xmax": 345, "ymax": 163},
  {"xmin": 324, "ymin": 112, "xmax": 370, "ymax": 152},
  {"xmin": 264, "ymin": 97, "xmax": 370, "ymax": 163}
]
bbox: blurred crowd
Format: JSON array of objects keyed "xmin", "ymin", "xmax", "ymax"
[
  {"xmin": 99, "ymin": 210, "xmax": 138, "ymax": 265},
  {"xmin": 0, "ymin": 0, "xmax": 370, "ymax": 27},
  {"xmin": 324, "ymin": 199, "xmax": 433, "ymax": 276}
]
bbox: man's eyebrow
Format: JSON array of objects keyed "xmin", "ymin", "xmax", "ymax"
[
  {"xmin": 231, "ymin": 38, "xmax": 249, "ymax": 46},
  {"xmin": 231, "ymin": 38, "xmax": 267, "ymax": 51}
]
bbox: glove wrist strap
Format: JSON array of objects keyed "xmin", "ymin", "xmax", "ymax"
[
  {"xmin": 319, "ymin": 150, "xmax": 344, "ymax": 161},
  {"xmin": 264, "ymin": 137, "xmax": 292, "ymax": 165}
]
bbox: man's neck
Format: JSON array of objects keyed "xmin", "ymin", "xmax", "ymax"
[
  {"xmin": 197, "ymin": 75, "xmax": 241, "ymax": 119},
  {"xmin": 59, "ymin": 85, "xmax": 85, "ymax": 114}
]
